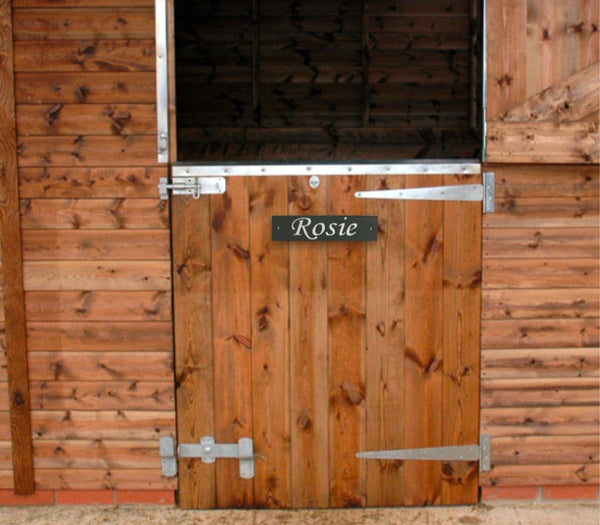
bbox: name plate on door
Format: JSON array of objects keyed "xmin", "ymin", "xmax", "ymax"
[{"xmin": 272, "ymin": 216, "xmax": 377, "ymax": 241}]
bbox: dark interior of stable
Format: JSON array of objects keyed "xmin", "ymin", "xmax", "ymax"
[{"xmin": 174, "ymin": 0, "xmax": 483, "ymax": 162}]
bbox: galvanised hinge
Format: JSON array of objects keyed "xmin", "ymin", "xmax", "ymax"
[{"xmin": 356, "ymin": 433, "xmax": 491, "ymax": 473}]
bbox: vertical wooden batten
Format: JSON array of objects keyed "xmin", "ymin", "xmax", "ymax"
[{"xmin": 0, "ymin": 0, "xmax": 34, "ymax": 495}]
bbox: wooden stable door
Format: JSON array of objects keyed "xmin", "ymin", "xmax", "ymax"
[{"xmin": 172, "ymin": 170, "xmax": 482, "ymax": 509}]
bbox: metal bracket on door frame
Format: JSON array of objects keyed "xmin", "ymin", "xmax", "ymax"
[
  {"xmin": 155, "ymin": 0, "xmax": 169, "ymax": 163},
  {"xmin": 158, "ymin": 176, "xmax": 226, "ymax": 200},
  {"xmin": 356, "ymin": 434, "xmax": 491, "ymax": 473},
  {"xmin": 159, "ymin": 436, "xmax": 255, "ymax": 479},
  {"xmin": 355, "ymin": 172, "xmax": 495, "ymax": 213}
]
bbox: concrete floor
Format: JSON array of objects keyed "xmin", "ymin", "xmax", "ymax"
[{"xmin": 0, "ymin": 503, "xmax": 598, "ymax": 525}]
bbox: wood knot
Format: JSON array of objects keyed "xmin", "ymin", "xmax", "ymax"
[
  {"xmin": 227, "ymin": 243, "xmax": 250, "ymax": 260},
  {"xmin": 342, "ymin": 382, "xmax": 363, "ymax": 405},
  {"xmin": 256, "ymin": 315, "xmax": 269, "ymax": 331},
  {"xmin": 12, "ymin": 392, "xmax": 25, "ymax": 407},
  {"xmin": 297, "ymin": 194, "xmax": 313, "ymax": 211},
  {"xmin": 297, "ymin": 410, "xmax": 311, "ymax": 430},
  {"xmin": 232, "ymin": 334, "xmax": 251, "ymax": 350},
  {"xmin": 43, "ymin": 104, "xmax": 64, "ymax": 125}
]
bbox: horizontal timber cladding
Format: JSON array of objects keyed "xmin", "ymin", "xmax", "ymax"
[
  {"xmin": 480, "ymin": 164, "xmax": 600, "ymax": 488},
  {"xmin": 175, "ymin": 0, "xmax": 482, "ymax": 161},
  {"xmin": 3, "ymin": 0, "xmax": 175, "ymax": 493}
]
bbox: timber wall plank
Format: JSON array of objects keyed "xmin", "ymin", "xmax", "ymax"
[
  {"xmin": 3, "ymin": 0, "xmax": 176, "ymax": 493},
  {"xmin": 481, "ymin": 163, "xmax": 600, "ymax": 488},
  {"xmin": 0, "ymin": 0, "xmax": 35, "ymax": 494}
]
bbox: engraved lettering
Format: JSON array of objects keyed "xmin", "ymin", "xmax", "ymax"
[
  {"xmin": 274, "ymin": 216, "xmax": 377, "ymax": 242},
  {"xmin": 291, "ymin": 217, "xmax": 313, "ymax": 239},
  {"xmin": 346, "ymin": 223, "xmax": 358, "ymax": 236}
]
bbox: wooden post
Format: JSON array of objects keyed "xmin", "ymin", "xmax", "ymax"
[{"xmin": 0, "ymin": 0, "xmax": 35, "ymax": 495}]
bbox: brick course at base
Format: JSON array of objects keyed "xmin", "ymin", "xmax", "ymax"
[
  {"xmin": 481, "ymin": 485, "xmax": 600, "ymax": 502},
  {"xmin": 0, "ymin": 490, "xmax": 175, "ymax": 506},
  {"xmin": 1, "ymin": 486, "xmax": 598, "ymax": 506},
  {"xmin": 543, "ymin": 485, "xmax": 600, "ymax": 500},
  {"xmin": 481, "ymin": 486, "xmax": 540, "ymax": 501}
]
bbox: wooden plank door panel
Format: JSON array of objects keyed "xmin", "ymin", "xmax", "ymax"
[
  {"xmin": 288, "ymin": 176, "xmax": 330, "ymax": 508},
  {"xmin": 364, "ymin": 175, "xmax": 406, "ymax": 506},
  {"xmin": 327, "ymin": 174, "xmax": 367, "ymax": 508},
  {"xmin": 210, "ymin": 178, "xmax": 254, "ymax": 508},
  {"xmin": 172, "ymin": 195, "xmax": 215, "ymax": 509},
  {"xmin": 441, "ymin": 174, "xmax": 482, "ymax": 504},
  {"xmin": 249, "ymin": 176, "xmax": 291, "ymax": 507},
  {"xmin": 172, "ymin": 172, "xmax": 482, "ymax": 508},
  {"xmin": 404, "ymin": 174, "xmax": 444, "ymax": 505}
]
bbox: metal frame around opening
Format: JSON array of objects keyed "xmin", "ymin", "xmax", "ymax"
[
  {"xmin": 155, "ymin": 0, "xmax": 169, "ymax": 163},
  {"xmin": 155, "ymin": 0, "xmax": 488, "ymax": 169},
  {"xmin": 172, "ymin": 161, "xmax": 481, "ymax": 178}
]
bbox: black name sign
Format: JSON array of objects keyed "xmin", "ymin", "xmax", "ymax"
[{"xmin": 272, "ymin": 215, "xmax": 377, "ymax": 241}]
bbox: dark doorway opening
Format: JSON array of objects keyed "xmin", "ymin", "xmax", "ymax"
[{"xmin": 174, "ymin": 0, "xmax": 483, "ymax": 162}]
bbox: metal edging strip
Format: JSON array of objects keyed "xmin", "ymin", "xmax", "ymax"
[
  {"xmin": 155, "ymin": 0, "xmax": 169, "ymax": 163},
  {"xmin": 172, "ymin": 161, "xmax": 482, "ymax": 178},
  {"xmin": 481, "ymin": 0, "xmax": 488, "ymax": 162}
]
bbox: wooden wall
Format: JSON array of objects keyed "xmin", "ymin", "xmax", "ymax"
[
  {"xmin": 0, "ymin": 0, "xmax": 598, "ymax": 499},
  {"xmin": 482, "ymin": 0, "xmax": 599, "ymax": 488},
  {"xmin": 0, "ymin": 0, "xmax": 176, "ymax": 491},
  {"xmin": 480, "ymin": 164, "xmax": 599, "ymax": 486}
]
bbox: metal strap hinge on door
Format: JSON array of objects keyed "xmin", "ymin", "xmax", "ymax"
[
  {"xmin": 158, "ymin": 177, "xmax": 227, "ymax": 200},
  {"xmin": 159, "ymin": 436, "xmax": 255, "ymax": 479},
  {"xmin": 355, "ymin": 172, "xmax": 495, "ymax": 213},
  {"xmin": 356, "ymin": 434, "xmax": 491, "ymax": 472}
]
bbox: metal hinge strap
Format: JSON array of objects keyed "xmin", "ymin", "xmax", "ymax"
[
  {"xmin": 356, "ymin": 434, "xmax": 491, "ymax": 473},
  {"xmin": 158, "ymin": 176, "xmax": 226, "ymax": 200},
  {"xmin": 354, "ymin": 172, "xmax": 495, "ymax": 213},
  {"xmin": 159, "ymin": 435, "xmax": 255, "ymax": 479},
  {"xmin": 355, "ymin": 184, "xmax": 483, "ymax": 202}
]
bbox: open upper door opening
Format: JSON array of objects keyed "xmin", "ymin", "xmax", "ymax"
[{"xmin": 172, "ymin": 0, "xmax": 483, "ymax": 163}]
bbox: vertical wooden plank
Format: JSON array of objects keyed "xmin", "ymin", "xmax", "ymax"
[
  {"xmin": 404, "ymin": 175, "xmax": 444, "ymax": 506},
  {"xmin": 441, "ymin": 175, "xmax": 482, "ymax": 505},
  {"xmin": 289, "ymin": 176, "xmax": 329, "ymax": 508},
  {"xmin": 526, "ymin": 0, "xmax": 555, "ymax": 99},
  {"xmin": 167, "ymin": 0, "xmax": 178, "ymax": 160},
  {"xmin": 252, "ymin": 0, "xmax": 261, "ymax": 125},
  {"xmin": 486, "ymin": 0, "xmax": 528, "ymax": 118},
  {"xmin": 172, "ymin": 196, "xmax": 215, "ymax": 509},
  {"xmin": 364, "ymin": 175, "xmax": 406, "ymax": 506},
  {"xmin": 581, "ymin": 0, "xmax": 599, "ymax": 67},
  {"xmin": 328, "ymin": 174, "xmax": 366, "ymax": 508},
  {"xmin": 469, "ymin": 0, "xmax": 480, "ymax": 129},
  {"xmin": 249, "ymin": 176, "xmax": 290, "ymax": 507},
  {"xmin": 211, "ymin": 178, "xmax": 254, "ymax": 507},
  {"xmin": 0, "ymin": 0, "xmax": 34, "ymax": 495},
  {"xmin": 557, "ymin": 0, "xmax": 582, "ymax": 82},
  {"xmin": 361, "ymin": 1, "xmax": 370, "ymax": 127}
]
